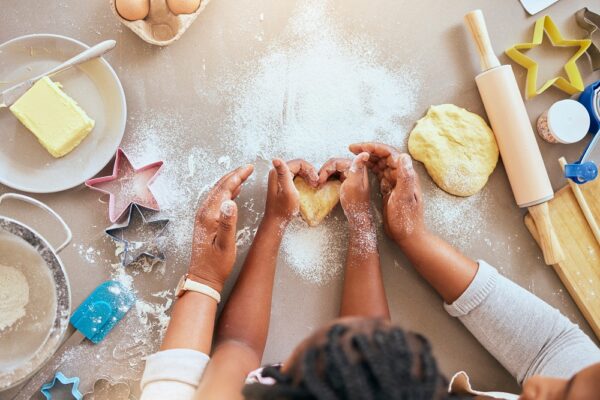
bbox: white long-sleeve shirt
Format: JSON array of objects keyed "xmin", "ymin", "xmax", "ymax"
[{"xmin": 140, "ymin": 261, "xmax": 600, "ymax": 400}]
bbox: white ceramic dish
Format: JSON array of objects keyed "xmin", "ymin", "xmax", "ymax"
[
  {"xmin": 0, "ymin": 34, "xmax": 127, "ymax": 193},
  {"xmin": 109, "ymin": 0, "xmax": 213, "ymax": 46}
]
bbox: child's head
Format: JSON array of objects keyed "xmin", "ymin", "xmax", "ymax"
[{"xmin": 243, "ymin": 317, "xmax": 465, "ymax": 400}]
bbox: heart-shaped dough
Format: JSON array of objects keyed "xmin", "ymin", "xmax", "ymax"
[{"xmin": 294, "ymin": 177, "xmax": 341, "ymax": 227}]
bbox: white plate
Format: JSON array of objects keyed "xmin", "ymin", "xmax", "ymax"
[{"xmin": 0, "ymin": 34, "xmax": 126, "ymax": 193}]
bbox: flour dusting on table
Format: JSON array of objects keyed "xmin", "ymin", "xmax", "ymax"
[
  {"xmin": 108, "ymin": 0, "xmax": 423, "ymax": 286},
  {"xmin": 65, "ymin": 0, "xmax": 481, "ymax": 389},
  {"xmin": 57, "ymin": 260, "xmax": 174, "ymax": 393},
  {"xmin": 281, "ymin": 217, "xmax": 348, "ymax": 285},
  {"xmin": 425, "ymin": 184, "xmax": 491, "ymax": 250},
  {"xmin": 220, "ymin": 0, "xmax": 420, "ymax": 165}
]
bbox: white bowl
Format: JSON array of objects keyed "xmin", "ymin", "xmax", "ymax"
[{"xmin": 0, "ymin": 34, "xmax": 127, "ymax": 193}]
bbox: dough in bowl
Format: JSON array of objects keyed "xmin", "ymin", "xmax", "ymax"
[{"xmin": 408, "ymin": 104, "xmax": 498, "ymax": 197}]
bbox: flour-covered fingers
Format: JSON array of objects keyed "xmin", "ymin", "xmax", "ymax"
[
  {"xmin": 201, "ymin": 165, "xmax": 254, "ymax": 221},
  {"xmin": 350, "ymin": 143, "xmax": 402, "ymax": 185},
  {"xmin": 349, "ymin": 142, "xmax": 401, "ymax": 167},
  {"xmin": 395, "ymin": 154, "xmax": 418, "ymax": 201},
  {"xmin": 380, "ymin": 178, "xmax": 393, "ymax": 197},
  {"xmin": 231, "ymin": 186, "xmax": 242, "ymax": 199},
  {"xmin": 215, "ymin": 200, "xmax": 238, "ymax": 251},
  {"xmin": 287, "ymin": 159, "xmax": 319, "ymax": 187},
  {"xmin": 208, "ymin": 165, "xmax": 253, "ymax": 200},
  {"xmin": 347, "ymin": 152, "xmax": 370, "ymax": 186},
  {"xmin": 273, "ymin": 158, "xmax": 295, "ymax": 194},
  {"xmin": 214, "ymin": 165, "xmax": 254, "ymax": 200},
  {"xmin": 318, "ymin": 158, "xmax": 352, "ymax": 184}
]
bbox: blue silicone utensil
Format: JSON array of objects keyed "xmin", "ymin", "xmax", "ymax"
[
  {"xmin": 71, "ymin": 281, "xmax": 135, "ymax": 344},
  {"xmin": 565, "ymin": 80, "xmax": 600, "ymax": 184},
  {"xmin": 12, "ymin": 281, "xmax": 135, "ymax": 400}
]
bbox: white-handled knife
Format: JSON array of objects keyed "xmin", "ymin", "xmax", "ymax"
[
  {"xmin": 519, "ymin": 0, "xmax": 560, "ymax": 15},
  {"xmin": 0, "ymin": 39, "xmax": 116, "ymax": 108}
]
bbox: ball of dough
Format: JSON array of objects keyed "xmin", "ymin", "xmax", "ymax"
[{"xmin": 408, "ymin": 104, "xmax": 498, "ymax": 197}]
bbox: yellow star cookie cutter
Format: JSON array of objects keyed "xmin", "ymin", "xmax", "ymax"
[{"xmin": 505, "ymin": 15, "xmax": 591, "ymax": 99}]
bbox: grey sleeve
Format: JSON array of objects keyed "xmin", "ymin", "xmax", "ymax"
[{"xmin": 444, "ymin": 260, "xmax": 600, "ymax": 384}]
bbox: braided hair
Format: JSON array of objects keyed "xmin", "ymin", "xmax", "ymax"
[{"xmin": 243, "ymin": 319, "xmax": 470, "ymax": 400}]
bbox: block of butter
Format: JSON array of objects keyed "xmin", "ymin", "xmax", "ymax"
[{"xmin": 10, "ymin": 76, "xmax": 95, "ymax": 158}]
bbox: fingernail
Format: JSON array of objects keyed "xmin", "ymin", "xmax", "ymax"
[
  {"xmin": 350, "ymin": 157, "xmax": 362, "ymax": 173},
  {"xmin": 401, "ymin": 155, "xmax": 413, "ymax": 170},
  {"xmin": 221, "ymin": 200, "xmax": 235, "ymax": 216},
  {"xmin": 272, "ymin": 159, "xmax": 281, "ymax": 168}
]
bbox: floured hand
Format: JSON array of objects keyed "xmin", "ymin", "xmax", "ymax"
[
  {"xmin": 189, "ymin": 165, "xmax": 254, "ymax": 292},
  {"xmin": 320, "ymin": 153, "xmax": 372, "ymax": 228},
  {"xmin": 350, "ymin": 142, "xmax": 426, "ymax": 246},
  {"xmin": 266, "ymin": 158, "xmax": 319, "ymax": 226}
]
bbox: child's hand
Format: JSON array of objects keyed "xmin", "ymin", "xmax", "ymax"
[
  {"xmin": 350, "ymin": 143, "xmax": 425, "ymax": 246},
  {"xmin": 319, "ymin": 153, "xmax": 372, "ymax": 227},
  {"xmin": 265, "ymin": 158, "xmax": 318, "ymax": 226},
  {"xmin": 189, "ymin": 165, "xmax": 254, "ymax": 293}
]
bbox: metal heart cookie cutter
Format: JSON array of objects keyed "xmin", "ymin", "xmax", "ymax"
[
  {"xmin": 83, "ymin": 377, "xmax": 135, "ymax": 400},
  {"xmin": 564, "ymin": 80, "xmax": 600, "ymax": 184},
  {"xmin": 576, "ymin": 8, "xmax": 600, "ymax": 71},
  {"xmin": 105, "ymin": 204, "xmax": 169, "ymax": 267}
]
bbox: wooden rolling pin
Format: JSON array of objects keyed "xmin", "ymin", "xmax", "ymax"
[{"xmin": 465, "ymin": 10, "xmax": 564, "ymax": 265}]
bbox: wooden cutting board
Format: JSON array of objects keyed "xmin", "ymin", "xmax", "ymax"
[{"xmin": 525, "ymin": 177, "xmax": 600, "ymax": 340}]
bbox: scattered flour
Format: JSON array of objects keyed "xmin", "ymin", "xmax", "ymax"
[
  {"xmin": 76, "ymin": 244, "xmax": 102, "ymax": 264},
  {"xmin": 220, "ymin": 0, "xmax": 420, "ymax": 283},
  {"xmin": 0, "ymin": 264, "xmax": 29, "ymax": 331},
  {"xmin": 107, "ymin": 0, "xmax": 422, "ymax": 285},
  {"xmin": 220, "ymin": 1, "xmax": 420, "ymax": 165},
  {"xmin": 57, "ymin": 260, "xmax": 174, "ymax": 393},
  {"xmin": 423, "ymin": 177, "xmax": 491, "ymax": 251},
  {"xmin": 236, "ymin": 226, "xmax": 255, "ymax": 247},
  {"xmin": 281, "ymin": 217, "xmax": 348, "ymax": 285},
  {"xmin": 123, "ymin": 112, "xmax": 237, "ymax": 260},
  {"xmin": 54, "ymin": 0, "xmax": 499, "ymax": 392}
]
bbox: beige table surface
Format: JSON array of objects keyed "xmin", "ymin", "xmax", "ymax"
[{"xmin": 1, "ymin": 0, "xmax": 600, "ymax": 397}]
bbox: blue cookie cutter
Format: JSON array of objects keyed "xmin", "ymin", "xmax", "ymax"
[
  {"xmin": 71, "ymin": 281, "xmax": 136, "ymax": 344},
  {"xmin": 564, "ymin": 80, "xmax": 600, "ymax": 184},
  {"xmin": 40, "ymin": 372, "xmax": 83, "ymax": 400}
]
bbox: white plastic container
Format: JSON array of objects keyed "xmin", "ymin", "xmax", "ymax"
[{"xmin": 537, "ymin": 100, "xmax": 591, "ymax": 144}]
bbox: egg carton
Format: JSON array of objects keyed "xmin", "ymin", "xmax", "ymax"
[{"xmin": 109, "ymin": 0, "xmax": 213, "ymax": 46}]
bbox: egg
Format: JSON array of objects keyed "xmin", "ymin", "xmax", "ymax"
[
  {"xmin": 115, "ymin": 0, "xmax": 150, "ymax": 21},
  {"xmin": 167, "ymin": 0, "xmax": 201, "ymax": 15}
]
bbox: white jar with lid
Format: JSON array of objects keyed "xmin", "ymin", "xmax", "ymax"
[{"xmin": 536, "ymin": 99, "xmax": 590, "ymax": 144}]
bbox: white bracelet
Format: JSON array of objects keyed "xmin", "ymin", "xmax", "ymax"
[{"xmin": 176, "ymin": 275, "xmax": 221, "ymax": 303}]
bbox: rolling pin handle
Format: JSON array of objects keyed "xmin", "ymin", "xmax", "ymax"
[
  {"xmin": 528, "ymin": 202, "xmax": 564, "ymax": 265},
  {"xmin": 464, "ymin": 10, "xmax": 502, "ymax": 72}
]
